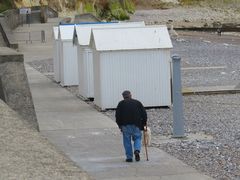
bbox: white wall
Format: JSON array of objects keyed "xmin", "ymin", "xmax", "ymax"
[
  {"xmin": 93, "ymin": 49, "xmax": 172, "ymax": 110},
  {"xmin": 53, "ymin": 39, "xmax": 60, "ymax": 82},
  {"xmin": 78, "ymin": 46, "xmax": 94, "ymax": 98},
  {"xmin": 93, "ymin": 50, "xmax": 102, "ymax": 107},
  {"xmin": 60, "ymin": 41, "xmax": 78, "ymax": 86}
]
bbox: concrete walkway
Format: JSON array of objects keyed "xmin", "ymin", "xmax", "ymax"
[{"xmin": 25, "ymin": 64, "xmax": 213, "ymax": 180}]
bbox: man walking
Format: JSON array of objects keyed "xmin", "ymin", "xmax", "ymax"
[{"xmin": 116, "ymin": 90, "xmax": 147, "ymax": 162}]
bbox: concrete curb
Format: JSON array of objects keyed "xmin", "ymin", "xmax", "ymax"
[{"xmin": 182, "ymin": 86, "xmax": 240, "ymax": 95}]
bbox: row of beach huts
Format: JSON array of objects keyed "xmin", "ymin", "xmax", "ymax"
[{"xmin": 53, "ymin": 21, "xmax": 173, "ymax": 110}]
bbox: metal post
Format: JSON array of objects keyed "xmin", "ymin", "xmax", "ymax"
[
  {"xmin": 29, "ymin": 32, "xmax": 32, "ymax": 44},
  {"xmin": 172, "ymin": 55, "xmax": 185, "ymax": 138},
  {"xmin": 41, "ymin": 30, "xmax": 45, "ymax": 43},
  {"xmin": 27, "ymin": 13, "xmax": 31, "ymax": 27},
  {"xmin": 0, "ymin": 78, "xmax": 6, "ymax": 102}
]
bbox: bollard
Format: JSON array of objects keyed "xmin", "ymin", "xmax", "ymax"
[
  {"xmin": 0, "ymin": 78, "xmax": 6, "ymax": 102},
  {"xmin": 41, "ymin": 30, "xmax": 45, "ymax": 43},
  {"xmin": 171, "ymin": 55, "xmax": 185, "ymax": 138},
  {"xmin": 28, "ymin": 32, "xmax": 32, "ymax": 44},
  {"xmin": 26, "ymin": 14, "xmax": 30, "ymax": 27}
]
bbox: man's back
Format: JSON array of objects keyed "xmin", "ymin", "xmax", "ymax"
[{"xmin": 116, "ymin": 98, "xmax": 147, "ymax": 130}]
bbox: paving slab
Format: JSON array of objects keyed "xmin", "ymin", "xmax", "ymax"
[
  {"xmin": 41, "ymin": 127, "xmax": 212, "ymax": 180},
  {"xmin": 25, "ymin": 64, "xmax": 115, "ymax": 131}
]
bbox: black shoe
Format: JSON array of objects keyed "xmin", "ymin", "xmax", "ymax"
[
  {"xmin": 126, "ymin": 158, "xmax": 133, "ymax": 162},
  {"xmin": 134, "ymin": 150, "xmax": 140, "ymax": 161}
]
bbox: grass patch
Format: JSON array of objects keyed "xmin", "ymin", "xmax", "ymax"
[
  {"xmin": 0, "ymin": 0, "xmax": 12, "ymax": 13},
  {"xmin": 110, "ymin": 1, "xmax": 129, "ymax": 20},
  {"xmin": 95, "ymin": 0, "xmax": 132, "ymax": 21},
  {"xmin": 123, "ymin": 0, "xmax": 135, "ymax": 14},
  {"xmin": 83, "ymin": 2, "xmax": 95, "ymax": 13}
]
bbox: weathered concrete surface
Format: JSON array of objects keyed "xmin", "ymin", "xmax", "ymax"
[
  {"xmin": 0, "ymin": 99, "xmax": 91, "ymax": 180},
  {"xmin": 1, "ymin": 9, "xmax": 22, "ymax": 30},
  {"xmin": 0, "ymin": 17, "xmax": 18, "ymax": 49},
  {"xmin": 0, "ymin": 47, "xmax": 38, "ymax": 130}
]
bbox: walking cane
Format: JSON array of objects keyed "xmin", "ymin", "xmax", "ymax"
[{"xmin": 143, "ymin": 125, "xmax": 149, "ymax": 161}]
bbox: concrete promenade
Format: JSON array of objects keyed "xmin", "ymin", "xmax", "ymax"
[
  {"xmin": 17, "ymin": 20, "xmax": 214, "ymax": 179},
  {"xmin": 25, "ymin": 64, "xmax": 213, "ymax": 180}
]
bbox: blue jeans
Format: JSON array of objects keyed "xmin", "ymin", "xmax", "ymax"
[{"xmin": 121, "ymin": 125, "xmax": 142, "ymax": 159}]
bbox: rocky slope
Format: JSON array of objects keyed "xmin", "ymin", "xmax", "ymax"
[
  {"xmin": 10, "ymin": 0, "xmax": 240, "ymax": 28},
  {"xmin": 131, "ymin": 7, "xmax": 240, "ymax": 29},
  {"xmin": 13, "ymin": 0, "xmax": 136, "ymax": 20}
]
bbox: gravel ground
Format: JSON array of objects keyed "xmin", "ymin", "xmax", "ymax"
[
  {"xmin": 130, "ymin": 7, "xmax": 240, "ymax": 28},
  {"xmin": 172, "ymin": 32, "xmax": 240, "ymax": 87},
  {"xmin": 28, "ymin": 58, "xmax": 53, "ymax": 75},
  {"xmin": 28, "ymin": 32, "xmax": 240, "ymax": 179},
  {"xmin": 104, "ymin": 94, "xmax": 240, "ymax": 180}
]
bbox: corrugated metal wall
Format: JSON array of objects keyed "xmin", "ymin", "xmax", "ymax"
[
  {"xmin": 77, "ymin": 46, "xmax": 84, "ymax": 95},
  {"xmin": 53, "ymin": 39, "xmax": 60, "ymax": 82},
  {"xmin": 59, "ymin": 41, "xmax": 64, "ymax": 84},
  {"xmin": 93, "ymin": 50, "xmax": 101, "ymax": 107},
  {"xmin": 94, "ymin": 49, "xmax": 172, "ymax": 109},
  {"xmin": 85, "ymin": 49, "xmax": 94, "ymax": 97},
  {"xmin": 60, "ymin": 41, "xmax": 78, "ymax": 86},
  {"xmin": 78, "ymin": 47, "xmax": 94, "ymax": 98}
]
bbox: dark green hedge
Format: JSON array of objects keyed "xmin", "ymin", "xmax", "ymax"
[{"xmin": 0, "ymin": 0, "xmax": 13, "ymax": 13}]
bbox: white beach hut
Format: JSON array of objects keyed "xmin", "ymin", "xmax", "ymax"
[
  {"xmin": 90, "ymin": 26, "xmax": 173, "ymax": 110},
  {"xmin": 73, "ymin": 21, "xmax": 145, "ymax": 99},
  {"xmin": 53, "ymin": 26, "xmax": 60, "ymax": 82},
  {"xmin": 59, "ymin": 25, "xmax": 78, "ymax": 86}
]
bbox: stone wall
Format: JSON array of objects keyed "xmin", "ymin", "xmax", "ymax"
[
  {"xmin": 2, "ymin": 7, "xmax": 58, "ymax": 28},
  {"xmin": 2, "ymin": 9, "xmax": 22, "ymax": 30},
  {"xmin": 0, "ymin": 17, "xmax": 18, "ymax": 49},
  {"xmin": 0, "ymin": 47, "xmax": 39, "ymax": 131}
]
